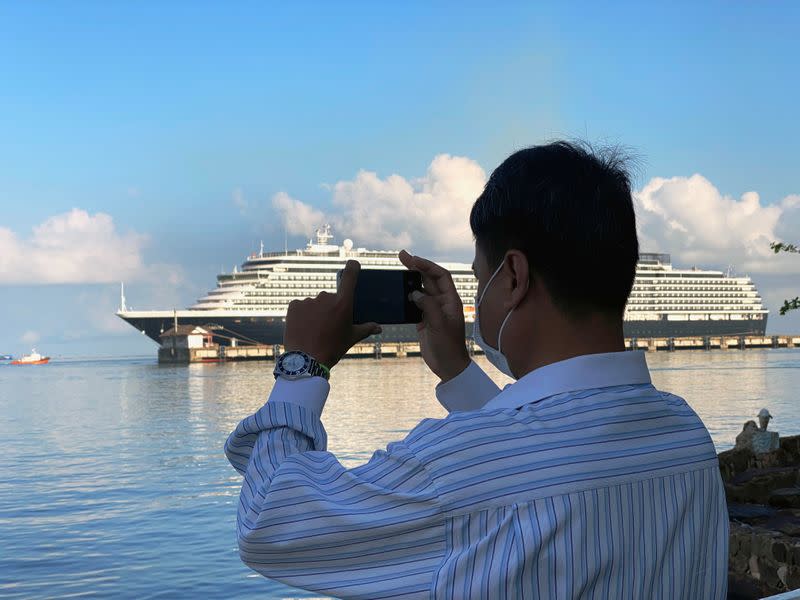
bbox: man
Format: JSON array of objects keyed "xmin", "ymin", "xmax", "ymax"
[{"xmin": 225, "ymin": 142, "xmax": 728, "ymax": 599}]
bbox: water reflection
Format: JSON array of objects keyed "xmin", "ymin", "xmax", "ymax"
[
  {"xmin": 646, "ymin": 349, "xmax": 797, "ymax": 449},
  {"xmin": 0, "ymin": 349, "xmax": 797, "ymax": 598}
]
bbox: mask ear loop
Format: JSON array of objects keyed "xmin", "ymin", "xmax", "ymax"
[
  {"xmin": 496, "ymin": 310, "xmax": 514, "ymax": 354},
  {"xmin": 476, "ymin": 261, "xmax": 505, "ymax": 308}
]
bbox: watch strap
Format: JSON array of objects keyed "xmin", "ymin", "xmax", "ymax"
[{"xmin": 308, "ymin": 360, "xmax": 330, "ymax": 380}]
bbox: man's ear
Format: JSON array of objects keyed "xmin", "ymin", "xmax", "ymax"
[{"xmin": 503, "ymin": 249, "xmax": 530, "ymax": 310}]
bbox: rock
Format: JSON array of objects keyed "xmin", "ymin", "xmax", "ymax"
[
  {"xmin": 718, "ymin": 436, "xmax": 800, "ymax": 483},
  {"xmin": 749, "ymin": 554, "xmax": 761, "ymax": 579},
  {"xmin": 788, "ymin": 565, "xmax": 800, "ymax": 588},
  {"xmin": 736, "ymin": 421, "xmax": 760, "ymax": 451},
  {"xmin": 773, "ymin": 540, "xmax": 787, "ymax": 563},
  {"xmin": 721, "ymin": 434, "xmax": 800, "ymax": 597},
  {"xmin": 759, "ymin": 557, "xmax": 780, "ymax": 587},
  {"xmin": 769, "ymin": 488, "xmax": 800, "ymax": 509},
  {"xmin": 726, "ymin": 468, "xmax": 799, "ymax": 505},
  {"xmin": 766, "ymin": 512, "xmax": 800, "ymax": 537},
  {"xmin": 781, "ymin": 436, "xmax": 800, "ymax": 456},
  {"xmin": 736, "ymin": 534, "xmax": 751, "ymax": 558},
  {"xmin": 728, "ymin": 574, "xmax": 772, "ymax": 600},
  {"xmin": 728, "ymin": 503, "xmax": 777, "ymax": 521},
  {"xmin": 777, "ymin": 522, "xmax": 800, "ymax": 537},
  {"xmin": 779, "ymin": 564, "xmax": 788, "ymax": 587}
]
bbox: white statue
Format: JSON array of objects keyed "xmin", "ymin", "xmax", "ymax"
[{"xmin": 758, "ymin": 408, "xmax": 772, "ymax": 431}]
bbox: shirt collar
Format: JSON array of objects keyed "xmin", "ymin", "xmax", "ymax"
[{"xmin": 482, "ymin": 350, "xmax": 652, "ymax": 411}]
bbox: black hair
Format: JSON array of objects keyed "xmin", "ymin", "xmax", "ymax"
[{"xmin": 469, "ymin": 141, "xmax": 639, "ymax": 317}]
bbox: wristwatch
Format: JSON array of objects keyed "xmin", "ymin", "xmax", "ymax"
[{"xmin": 273, "ymin": 350, "xmax": 330, "ymax": 381}]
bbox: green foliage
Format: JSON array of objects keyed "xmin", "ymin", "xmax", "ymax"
[
  {"xmin": 770, "ymin": 241, "xmax": 799, "ymax": 254},
  {"xmin": 779, "ymin": 298, "xmax": 800, "ymax": 316},
  {"xmin": 771, "ymin": 241, "xmax": 798, "ymax": 315}
]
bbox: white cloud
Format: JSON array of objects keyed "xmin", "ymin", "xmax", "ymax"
[
  {"xmin": 272, "ymin": 154, "xmax": 486, "ymax": 254},
  {"xmin": 634, "ymin": 175, "xmax": 800, "ymax": 332},
  {"xmin": 269, "ymin": 157, "xmax": 800, "ymax": 331},
  {"xmin": 269, "ymin": 157, "xmax": 800, "ymax": 274},
  {"xmin": 0, "ymin": 208, "xmax": 183, "ymax": 285},
  {"xmin": 20, "ymin": 330, "xmax": 40, "ymax": 344},
  {"xmin": 272, "ymin": 191, "xmax": 326, "ymax": 239},
  {"xmin": 634, "ymin": 174, "xmax": 800, "ymax": 275}
]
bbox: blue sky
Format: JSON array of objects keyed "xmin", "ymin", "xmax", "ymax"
[{"xmin": 1, "ymin": 1, "xmax": 798, "ymax": 356}]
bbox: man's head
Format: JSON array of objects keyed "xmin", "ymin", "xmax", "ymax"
[{"xmin": 469, "ymin": 141, "xmax": 639, "ymax": 377}]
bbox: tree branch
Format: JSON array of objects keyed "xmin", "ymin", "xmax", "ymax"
[
  {"xmin": 770, "ymin": 241, "xmax": 798, "ymax": 315},
  {"xmin": 770, "ymin": 241, "xmax": 799, "ymax": 254}
]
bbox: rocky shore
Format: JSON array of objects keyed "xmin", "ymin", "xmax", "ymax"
[{"xmin": 720, "ymin": 434, "xmax": 800, "ymax": 598}]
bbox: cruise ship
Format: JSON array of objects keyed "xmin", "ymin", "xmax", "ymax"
[
  {"xmin": 117, "ymin": 225, "xmax": 767, "ymax": 345},
  {"xmin": 625, "ymin": 253, "xmax": 767, "ymax": 337}
]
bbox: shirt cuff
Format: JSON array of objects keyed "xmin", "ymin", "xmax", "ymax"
[
  {"xmin": 435, "ymin": 360, "xmax": 501, "ymax": 413},
  {"xmin": 267, "ymin": 376, "xmax": 330, "ymax": 416}
]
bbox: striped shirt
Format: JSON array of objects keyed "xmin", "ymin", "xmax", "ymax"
[{"xmin": 224, "ymin": 351, "xmax": 728, "ymax": 599}]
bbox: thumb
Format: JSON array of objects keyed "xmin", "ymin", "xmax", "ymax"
[
  {"xmin": 410, "ymin": 290, "xmax": 445, "ymax": 329},
  {"xmin": 351, "ymin": 322, "xmax": 382, "ymax": 344}
]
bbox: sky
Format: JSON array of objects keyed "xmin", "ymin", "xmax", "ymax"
[{"xmin": 0, "ymin": 1, "xmax": 798, "ymax": 357}]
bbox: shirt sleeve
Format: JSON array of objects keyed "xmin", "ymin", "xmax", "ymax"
[
  {"xmin": 267, "ymin": 376, "xmax": 330, "ymax": 415},
  {"xmin": 223, "ymin": 394, "xmax": 446, "ymax": 598},
  {"xmin": 435, "ymin": 360, "xmax": 501, "ymax": 412}
]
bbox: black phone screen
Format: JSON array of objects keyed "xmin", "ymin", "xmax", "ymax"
[{"xmin": 339, "ymin": 269, "xmax": 423, "ymax": 325}]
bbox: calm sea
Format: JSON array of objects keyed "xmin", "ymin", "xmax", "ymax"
[{"xmin": 1, "ymin": 350, "xmax": 798, "ymax": 599}]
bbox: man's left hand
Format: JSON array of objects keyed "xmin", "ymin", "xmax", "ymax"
[{"xmin": 283, "ymin": 260, "xmax": 381, "ymax": 368}]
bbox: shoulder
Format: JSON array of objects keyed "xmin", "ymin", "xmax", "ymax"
[
  {"xmin": 653, "ymin": 388, "xmax": 706, "ymax": 420},
  {"xmin": 402, "ymin": 408, "xmax": 520, "ymax": 462}
]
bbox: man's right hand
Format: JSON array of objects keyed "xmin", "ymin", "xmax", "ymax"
[{"xmin": 399, "ymin": 250, "xmax": 470, "ymax": 382}]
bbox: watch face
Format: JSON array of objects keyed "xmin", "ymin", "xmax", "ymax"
[{"xmin": 281, "ymin": 352, "xmax": 308, "ymax": 374}]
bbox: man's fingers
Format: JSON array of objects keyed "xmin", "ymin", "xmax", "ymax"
[
  {"xmin": 400, "ymin": 250, "xmax": 450, "ymax": 277},
  {"xmin": 398, "ymin": 249, "xmax": 417, "ymax": 270},
  {"xmin": 410, "ymin": 290, "xmax": 425, "ymax": 304},
  {"xmin": 399, "ymin": 250, "xmax": 457, "ymax": 296},
  {"xmin": 337, "ymin": 260, "xmax": 360, "ymax": 303}
]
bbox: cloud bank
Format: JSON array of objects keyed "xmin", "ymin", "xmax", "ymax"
[
  {"xmin": 634, "ymin": 175, "xmax": 800, "ymax": 275},
  {"xmin": 0, "ymin": 208, "xmax": 182, "ymax": 285},
  {"xmin": 272, "ymin": 154, "xmax": 486, "ymax": 254},
  {"xmin": 272, "ymin": 191, "xmax": 327, "ymax": 240},
  {"xmin": 269, "ymin": 156, "xmax": 800, "ymax": 330},
  {"xmin": 271, "ymin": 158, "xmax": 800, "ymax": 280}
]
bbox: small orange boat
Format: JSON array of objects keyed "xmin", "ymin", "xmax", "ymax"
[{"xmin": 11, "ymin": 349, "xmax": 50, "ymax": 365}]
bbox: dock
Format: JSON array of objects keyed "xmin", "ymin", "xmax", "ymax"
[
  {"xmin": 157, "ymin": 333, "xmax": 800, "ymax": 364},
  {"xmin": 627, "ymin": 334, "xmax": 799, "ymax": 352},
  {"xmin": 159, "ymin": 341, "xmax": 425, "ymax": 363}
]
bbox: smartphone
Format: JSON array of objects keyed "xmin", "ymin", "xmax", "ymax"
[{"xmin": 336, "ymin": 268, "xmax": 423, "ymax": 324}]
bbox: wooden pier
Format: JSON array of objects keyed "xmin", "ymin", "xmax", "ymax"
[{"xmin": 157, "ymin": 334, "xmax": 800, "ymax": 364}]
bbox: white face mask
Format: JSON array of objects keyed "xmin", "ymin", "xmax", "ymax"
[{"xmin": 472, "ymin": 261, "xmax": 517, "ymax": 379}]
